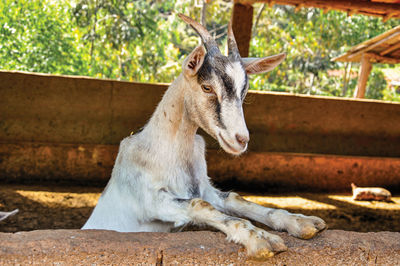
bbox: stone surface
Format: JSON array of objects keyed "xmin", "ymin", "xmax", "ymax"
[{"xmin": 1, "ymin": 229, "xmax": 399, "ymax": 265}]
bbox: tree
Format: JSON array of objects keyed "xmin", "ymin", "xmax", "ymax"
[
  {"xmin": 0, "ymin": 0, "xmax": 399, "ymax": 101},
  {"xmin": 0, "ymin": 0, "xmax": 88, "ymax": 75},
  {"xmin": 249, "ymin": 4, "xmax": 400, "ymax": 99}
]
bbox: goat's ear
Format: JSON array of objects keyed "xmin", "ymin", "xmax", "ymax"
[
  {"xmin": 183, "ymin": 46, "xmax": 206, "ymax": 77},
  {"xmin": 242, "ymin": 53, "xmax": 286, "ymax": 75}
]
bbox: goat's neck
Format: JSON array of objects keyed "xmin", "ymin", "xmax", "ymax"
[{"xmin": 144, "ymin": 74, "xmax": 198, "ymax": 158}]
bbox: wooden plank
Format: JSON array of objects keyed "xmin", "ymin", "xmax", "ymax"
[
  {"xmin": 346, "ymin": 25, "xmax": 400, "ymax": 54},
  {"xmin": 232, "ymin": 3, "xmax": 254, "ymax": 57},
  {"xmin": 372, "ymin": 0, "xmax": 400, "ymax": 3},
  {"xmin": 354, "ymin": 55, "xmax": 372, "ymax": 98},
  {"xmin": 238, "ymin": 0, "xmax": 400, "ymax": 18},
  {"xmin": 333, "ymin": 28, "xmax": 400, "ymax": 63},
  {"xmin": 366, "ymin": 52, "xmax": 400, "ymax": 64},
  {"xmin": 380, "ymin": 41, "xmax": 400, "ymax": 56},
  {"xmin": 348, "ymin": 31, "xmax": 400, "ymax": 60}
]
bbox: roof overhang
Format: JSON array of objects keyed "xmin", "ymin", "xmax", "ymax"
[
  {"xmin": 332, "ymin": 25, "xmax": 400, "ymax": 64},
  {"xmin": 238, "ymin": 0, "xmax": 400, "ymax": 20}
]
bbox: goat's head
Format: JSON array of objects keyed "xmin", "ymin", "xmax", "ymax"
[{"xmin": 179, "ymin": 14, "xmax": 285, "ymax": 155}]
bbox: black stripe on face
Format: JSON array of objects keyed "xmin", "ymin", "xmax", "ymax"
[
  {"xmin": 213, "ymin": 98, "xmax": 226, "ymax": 129},
  {"xmin": 197, "ymin": 54, "xmax": 248, "ymax": 130},
  {"xmin": 197, "ymin": 55, "xmax": 236, "ymax": 100},
  {"xmin": 197, "ymin": 54, "xmax": 214, "ymax": 84},
  {"xmin": 241, "ymin": 75, "xmax": 249, "ymax": 101},
  {"xmin": 214, "ymin": 57, "xmax": 235, "ymax": 99}
]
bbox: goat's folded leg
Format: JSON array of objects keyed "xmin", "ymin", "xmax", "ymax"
[
  {"xmin": 153, "ymin": 197, "xmax": 287, "ymax": 259},
  {"xmin": 218, "ymin": 192, "xmax": 327, "ymax": 240}
]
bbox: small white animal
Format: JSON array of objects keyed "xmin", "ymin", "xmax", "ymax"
[
  {"xmin": 351, "ymin": 183, "xmax": 392, "ymax": 202},
  {"xmin": 83, "ymin": 14, "xmax": 326, "ymax": 260},
  {"xmin": 0, "ymin": 209, "xmax": 18, "ymax": 222}
]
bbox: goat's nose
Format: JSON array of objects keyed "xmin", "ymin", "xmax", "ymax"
[{"xmin": 235, "ymin": 134, "xmax": 249, "ymax": 148}]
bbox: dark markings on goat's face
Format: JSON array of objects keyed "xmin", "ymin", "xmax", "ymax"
[
  {"xmin": 213, "ymin": 57, "xmax": 236, "ymax": 99},
  {"xmin": 210, "ymin": 96, "xmax": 226, "ymax": 129},
  {"xmin": 241, "ymin": 75, "xmax": 249, "ymax": 101},
  {"xmin": 196, "ymin": 54, "xmax": 247, "ymax": 130},
  {"xmin": 197, "ymin": 55, "xmax": 236, "ymax": 100}
]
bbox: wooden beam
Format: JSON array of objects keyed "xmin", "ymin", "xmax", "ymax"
[
  {"xmin": 348, "ymin": 31, "xmax": 400, "ymax": 60},
  {"xmin": 383, "ymin": 13, "xmax": 394, "ymax": 22},
  {"xmin": 232, "ymin": 3, "xmax": 254, "ymax": 57},
  {"xmin": 238, "ymin": 0, "xmax": 400, "ymax": 19},
  {"xmin": 347, "ymin": 25, "xmax": 400, "ymax": 54},
  {"xmin": 295, "ymin": 3, "xmax": 303, "ymax": 12},
  {"xmin": 333, "ymin": 25, "xmax": 400, "ymax": 63},
  {"xmin": 333, "ymin": 52, "xmax": 400, "ymax": 64},
  {"xmin": 323, "ymin": 7, "xmax": 331, "ymax": 14},
  {"xmin": 380, "ymin": 42, "xmax": 400, "ymax": 56},
  {"xmin": 347, "ymin": 9, "xmax": 357, "ymax": 17},
  {"xmin": 354, "ymin": 55, "xmax": 372, "ymax": 99},
  {"xmin": 366, "ymin": 52, "xmax": 400, "ymax": 64}
]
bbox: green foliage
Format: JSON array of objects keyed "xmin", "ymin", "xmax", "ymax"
[
  {"xmin": 365, "ymin": 68, "xmax": 386, "ymax": 100},
  {"xmin": 0, "ymin": 0, "xmax": 399, "ymax": 102},
  {"xmin": 0, "ymin": 0, "xmax": 88, "ymax": 75},
  {"xmin": 71, "ymin": 0, "xmax": 180, "ymax": 81},
  {"xmin": 249, "ymin": 5, "xmax": 400, "ymax": 100}
]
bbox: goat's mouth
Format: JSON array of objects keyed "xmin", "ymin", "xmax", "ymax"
[{"xmin": 217, "ymin": 132, "xmax": 246, "ymax": 155}]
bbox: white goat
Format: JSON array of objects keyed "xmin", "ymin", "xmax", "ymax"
[{"xmin": 83, "ymin": 14, "xmax": 326, "ymax": 259}]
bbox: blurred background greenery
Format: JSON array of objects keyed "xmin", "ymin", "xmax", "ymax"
[{"xmin": 1, "ymin": 0, "xmax": 400, "ymax": 101}]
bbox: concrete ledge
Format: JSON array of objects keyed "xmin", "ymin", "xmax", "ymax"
[
  {"xmin": 1, "ymin": 230, "xmax": 399, "ymax": 265},
  {"xmin": 1, "ymin": 142, "xmax": 400, "ymax": 191},
  {"xmin": 2, "ymin": 70, "xmax": 400, "ymax": 157},
  {"xmin": 2, "ymin": 71, "xmax": 400, "ymax": 190}
]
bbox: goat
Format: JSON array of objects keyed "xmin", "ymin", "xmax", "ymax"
[{"xmin": 83, "ymin": 14, "xmax": 326, "ymax": 259}]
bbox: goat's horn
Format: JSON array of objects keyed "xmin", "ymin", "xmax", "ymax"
[
  {"xmin": 227, "ymin": 20, "xmax": 241, "ymax": 61},
  {"xmin": 178, "ymin": 13, "xmax": 220, "ymax": 56}
]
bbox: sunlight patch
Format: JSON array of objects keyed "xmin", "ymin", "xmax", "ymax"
[
  {"xmin": 15, "ymin": 190, "xmax": 100, "ymax": 208},
  {"xmin": 243, "ymin": 195, "xmax": 337, "ymax": 210}
]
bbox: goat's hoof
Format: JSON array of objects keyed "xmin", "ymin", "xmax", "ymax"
[
  {"xmin": 247, "ymin": 230, "xmax": 287, "ymax": 260},
  {"xmin": 249, "ymin": 248, "xmax": 274, "ymax": 261},
  {"xmin": 287, "ymin": 214, "xmax": 327, "ymax": 239}
]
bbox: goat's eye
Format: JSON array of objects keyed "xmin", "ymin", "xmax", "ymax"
[{"xmin": 201, "ymin": 85, "xmax": 214, "ymax": 94}]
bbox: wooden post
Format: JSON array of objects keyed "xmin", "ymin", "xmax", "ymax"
[
  {"xmin": 354, "ymin": 54, "xmax": 372, "ymax": 98},
  {"xmin": 232, "ymin": 3, "xmax": 254, "ymax": 57}
]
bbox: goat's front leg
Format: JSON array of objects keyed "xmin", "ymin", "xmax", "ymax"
[
  {"xmin": 153, "ymin": 195, "xmax": 287, "ymax": 259},
  {"xmin": 216, "ymin": 192, "xmax": 327, "ymax": 240}
]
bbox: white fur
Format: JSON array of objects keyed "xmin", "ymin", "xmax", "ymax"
[
  {"xmin": 226, "ymin": 61, "xmax": 246, "ymax": 99},
  {"xmin": 82, "ymin": 45, "xmax": 325, "ymax": 258}
]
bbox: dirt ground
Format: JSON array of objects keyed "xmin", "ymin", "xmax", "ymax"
[{"xmin": 0, "ymin": 184, "xmax": 399, "ymax": 233}]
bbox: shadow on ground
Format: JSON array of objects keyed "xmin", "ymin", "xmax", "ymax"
[{"xmin": 1, "ymin": 185, "xmax": 399, "ymax": 232}]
